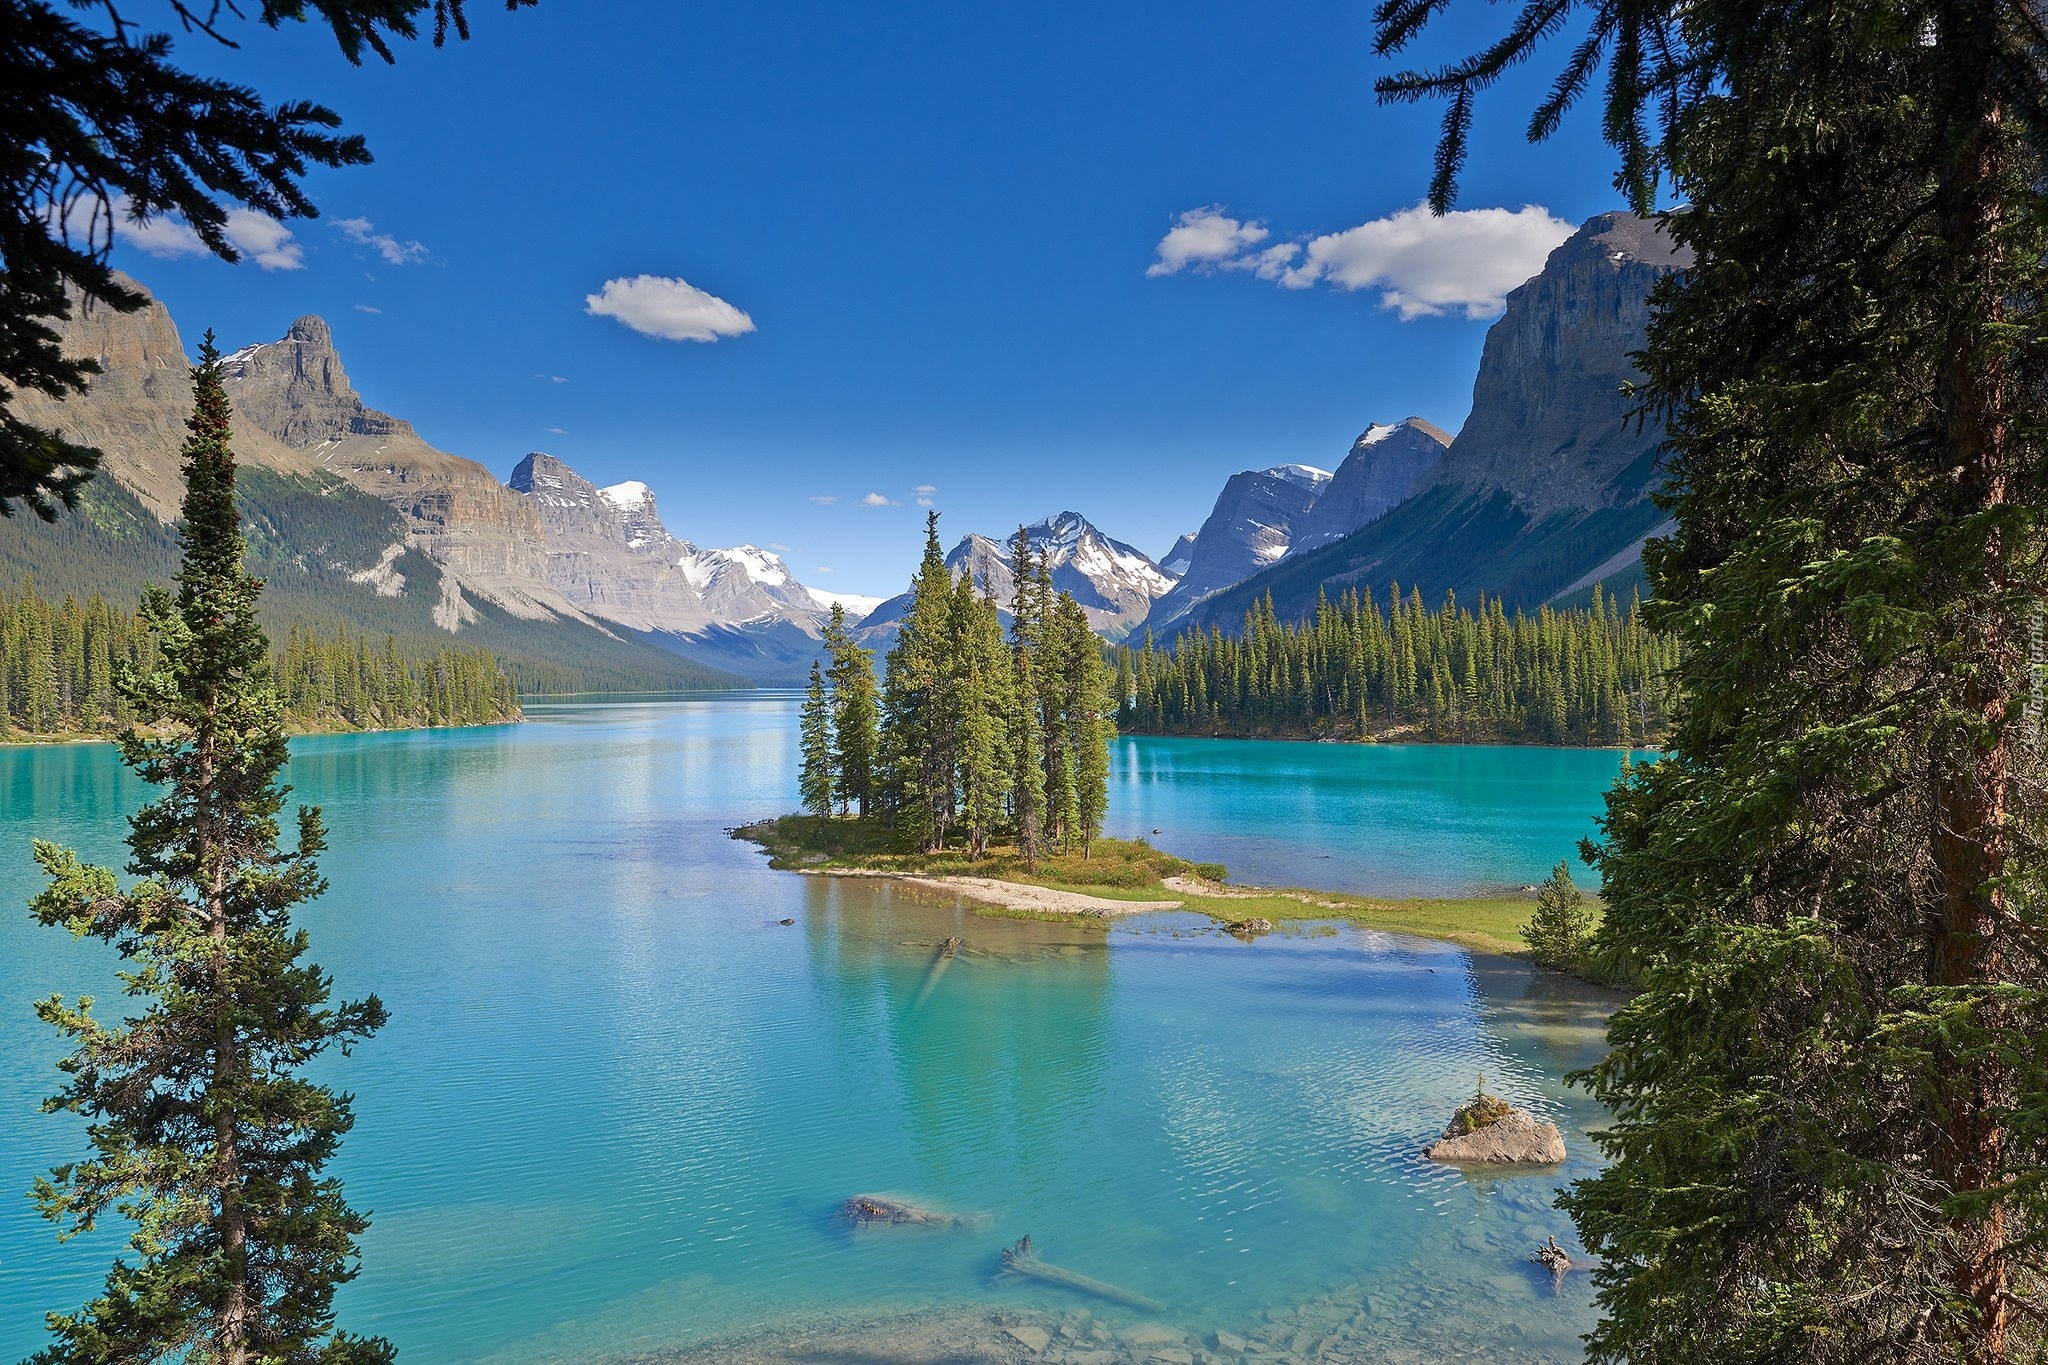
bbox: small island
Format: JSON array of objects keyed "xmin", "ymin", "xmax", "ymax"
[{"xmin": 734, "ymin": 813, "xmax": 1550, "ymax": 957}]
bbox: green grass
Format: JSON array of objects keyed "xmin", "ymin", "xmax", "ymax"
[{"xmin": 731, "ymin": 812, "xmax": 1598, "ymax": 963}]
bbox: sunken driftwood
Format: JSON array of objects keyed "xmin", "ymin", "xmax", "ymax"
[
  {"xmin": 993, "ymin": 1235, "xmax": 1165, "ymax": 1312},
  {"xmin": 1533, "ymin": 1236, "xmax": 1573, "ymax": 1275},
  {"xmin": 839, "ymin": 1195, "xmax": 985, "ymax": 1231}
]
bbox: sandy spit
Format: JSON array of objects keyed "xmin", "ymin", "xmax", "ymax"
[{"xmin": 803, "ymin": 867, "xmax": 1177, "ymax": 915}]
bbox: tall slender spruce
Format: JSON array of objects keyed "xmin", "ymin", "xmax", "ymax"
[
  {"xmin": 1007, "ymin": 527, "xmax": 1046, "ymax": 872},
  {"xmin": 1376, "ymin": 0, "xmax": 2048, "ymax": 1356},
  {"xmin": 27, "ymin": 335, "xmax": 390, "ymax": 1365},
  {"xmin": 799, "ymin": 659, "xmax": 835, "ymax": 818},
  {"xmin": 821, "ymin": 603, "xmax": 878, "ymax": 817}
]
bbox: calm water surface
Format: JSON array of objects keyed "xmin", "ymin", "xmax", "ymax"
[{"xmin": 0, "ymin": 696, "xmax": 1634, "ymax": 1361}]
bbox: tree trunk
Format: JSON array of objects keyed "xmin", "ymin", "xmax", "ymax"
[{"xmin": 1927, "ymin": 93, "xmax": 2013, "ymax": 1365}]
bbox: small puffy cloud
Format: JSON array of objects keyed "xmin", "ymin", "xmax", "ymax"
[
  {"xmin": 770, "ymin": 542, "xmax": 791, "ymax": 552},
  {"xmin": 859, "ymin": 492, "xmax": 898, "ymax": 507},
  {"xmin": 545, "ymin": 426, "xmax": 567, "ymax": 435},
  {"xmin": 222, "ymin": 210, "xmax": 304, "ymax": 270},
  {"xmin": 1278, "ymin": 203, "xmax": 1574, "ymax": 319},
  {"xmin": 914, "ymin": 484, "xmax": 938, "ymax": 495},
  {"xmin": 808, "ymin": 494, "xmax": 838, "ymax": 505},
  {"xmin": 354, "ymin": 304, "xmax": 382, "ymax": 314},
  {"xmin": 335, "ymin": 217, "xmax": 428, "ymax": 265},
  {"xmin": 815, "ymin": 565, "xmax": 836, "ymax": 574},
  {"xmin": 1145, "ymin": 207, "xmax": 1269, "ymax": 278},
  {"xmin": 585, "ymin": 274, "xmax": 755, "ymax": 343},
  {"xmin": 1146, "ymin": 201, "xmax": 1574, "ymax": 320}
]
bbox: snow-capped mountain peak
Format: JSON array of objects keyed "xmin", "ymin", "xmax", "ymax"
[{"xmin": 1263, "ymin": 463, "xmax": 1334, "ymax": 491}]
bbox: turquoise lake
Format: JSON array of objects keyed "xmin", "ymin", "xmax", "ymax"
[{"xmin": 0, "ymin": 696, "xmax": 1637, "ymax": 1362}]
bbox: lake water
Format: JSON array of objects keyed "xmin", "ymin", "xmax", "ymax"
[{"xmin": 0, "ymin": 696, "xmax": 1634, "ymax": 1362}]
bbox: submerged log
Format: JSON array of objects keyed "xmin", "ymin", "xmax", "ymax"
[
  {"xmin": 914, "ymin": 937, "xmax": 965, "ymax": 1009},
  {"xmin": 839, "ymin": 1194, "xmax": 984, "ymax": 1231},
  {"xmin": 993, "ymin": 1235, "xmax": 1165, "ymax": 1312},
  {"xmin": 1532, "ymin": 1236, "xmax": 1573, "ymax": 1274}
]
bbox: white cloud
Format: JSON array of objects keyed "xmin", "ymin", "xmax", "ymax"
[
  {"xmin": 354, "ymin": 303, "xmax": 382, "ymax": 314},
  {"xmin": 916, "ymin": 496, "xmax": 935, "ymax": 507},
  {"xmin": 585, "ymin": 274, "xmax": 755, "ymax": 343},
  {"xmin": 551, "ymin": 375, "xmax": 568, "ymax": 383},
  {"xmin": 815, "ymin": 565, "xmax": 836, "ymax": 574},
  {"xmin": 914, "ymin": 484, "xmax": 938, "ymax": 495},
  {"xmin": 1147, "ymin": 201, "xmax": 1574, "ymax": 321},
  {"xmin": 770, "ymin": 542, "xmax": 791, "ymax": 552},
  {"xmin": 100, "ymin": 196, "xmax": 303, "ymax": 270},
  {"xmin": 545, "ymin": 426, "xmax": 567, "ymax": 435},
  {"xmin": 860, "ymin": 492, "xmax": 898, "ymax": 507},
  {"xmin": 1278, "ymin": 203, "xmax": 1573, "ymax": 319},
  {"xmin": 808, "ymin": 494, "xmax": 838, "ymax": 505},
  {"xmin": 1145, "ymin": 207, "xmax": 1270, "ymax": 278},
  {"xmin": 335, "ymin": 216, "xmax": 428, "ymax": 265},
  {"xmin": 222, "ymin": 210, "xmax": 304, "ymax": 270}
]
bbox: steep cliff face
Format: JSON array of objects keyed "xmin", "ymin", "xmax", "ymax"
[
  {"xmin": 1175, "ymin": 211, "xmax": 1688, "ymax": 632},
  {"xmin": 1290, "ymin": 418, "xmax": 1451, "ymax": 553},
  {"xmin": 221, "ymin": 318, "xmax": 569, "ymax": 618},
  {"xmin": 1423, "ymin": 212, "xmax": 1690, "ymax": 513},
  {"xmin": 9, "ymin": 277, "xmax": 307, "ymax": 520},
  {"xmin": 860, "ymin": 512, "xmax": 1173, "ymax": 641},
  {"xmin": 1144, "ymin": 464, "xmax": 1330, "ymax": 628}
]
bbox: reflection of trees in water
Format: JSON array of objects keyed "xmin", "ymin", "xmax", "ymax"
[
  {"xmin": 1464, "ymin": 954, "xmax": 1623, "ymax": 1101},
  {"xmin": 800, "ymin": 880, "xmax": 1112, "ymax": 1183}
]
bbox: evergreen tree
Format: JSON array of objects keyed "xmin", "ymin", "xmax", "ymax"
[
  {"xmin": 1379, "ymin": 0, "xmax": 2048, "ymax": 1355},
  {"xmin": 25, "ymin": 335, "xmax": 390, "ymax": 1365},
  {"xmin": 820, "ymin": 603, "xmax": 878, "ymax": 816},
  {"xmin": 1520, "ymin": 860, "xmax": 1592, "ymax": 971},
  {"xmin": 1051, "ymin": 593, "xmax": 1115, "ymax": 856},
  {"xmin": 1007, "ymin": 527, "xmax": 1047, "ymax": 871},
  {"xmin": 798, "ymin": 659, "xmax": 834, "ymax": 818},
  {"xmin": 952, "ymin": 576, "xmax": 1013, "ymax": 858},
  {"xmin": 880, "ymin": 512, "xmax": 960, "ymax": 851}
]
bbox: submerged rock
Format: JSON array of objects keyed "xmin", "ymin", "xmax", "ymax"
[{"xmin": 1222, "ymin": 917, "xmax": 1274, "ymax": 939}]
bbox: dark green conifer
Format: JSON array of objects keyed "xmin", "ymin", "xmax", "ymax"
[
  {"xmin": 1520, "ymin": 860, "xmax": 1592, "ymax": 971},
  {"xmin": 799, "ymin": 659, "xmax": 834, "ymax": 818},
  {"xmin": 26, "ymin": 335, "xmax": 390, "ymax": 1365}
]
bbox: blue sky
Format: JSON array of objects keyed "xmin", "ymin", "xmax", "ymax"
[{"xmin": 113, "ymin": 0, "xmax": 1624, "ymax": 598}]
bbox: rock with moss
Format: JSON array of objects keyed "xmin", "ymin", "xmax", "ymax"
[{"xmin": 1423, "ymin": 1076, "xmax": 1566, "ymax": 1164}]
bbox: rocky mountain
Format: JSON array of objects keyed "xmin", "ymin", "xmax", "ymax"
[
  {"xmin": 499, "ymin": 451, "xmax": 832, "ymax": 679},
  {"xmin": 1, "ymin": 280, "xmax": 740, "ymax": 693},
  {"xmin": 1174, "ymin": 211, "xmax": 1690, "ymax": 634},
  {"xmin": 1142, "ymin": 464, "xmax": 1331, "ymax": 628},
  {"xmin": 861, "ymin": 511, "xmax": 1174, "ymax": 641},
  {"xmin": 1158, "ymin": 533, "xmax": 1197, "ymax": 579},
  {"xmin": 221, "ymin": 317, "xmax": 568, "ymax": 622},
  {"xmin": 1289, "ymin": 418, "xmax": 1451, "ymax": 554}
]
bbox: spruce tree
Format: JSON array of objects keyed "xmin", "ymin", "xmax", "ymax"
[
  {"xmin": 1377, "ymin": 0, "xmax": 2048, "ymax": 1355},
  {"xmin": 821, "ymin": 604, "xmax": 879, "ymax": 817},
  {"xmin": 798, "ymin": 659, "xmax": 834, "ymax": 818},
  {"xmin": 1520, "ymin": 860, "xmax": 1592, "ymax": 971},
  {"xmin": 1052, "ymin": 593, "xmax": 1115, "ymax": 857},
  {"xmin": 880, "ymin": 512, "xmax": 959, "ymax": 851},
  {"xmin": 26, "ymin": 336, "xmax": 391, "ymax": 1365},
  {"xmin": 952, "ymin": 577, "xmax": 1013, "ymax": 858},
  {"xmin": 1007, "ymin": 527, "xmax": 1046, "ymax": 871}
]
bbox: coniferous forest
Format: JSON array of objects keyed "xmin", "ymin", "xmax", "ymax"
[
  {"xmin": 803, "ymin": 514, "xmax": 1116, "ymax": 860},
  {"xmin": 0, "ymin": 576, "xmax": 520, "ymax": 739},
  {"xmin": 1118, "ymin": 584, "xmax": 1676, "ymax": 746}
]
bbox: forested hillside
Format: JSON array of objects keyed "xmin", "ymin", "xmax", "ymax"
[
  {"xmin": 1, "ymin": 578, "xmax": 520, "ymax": 739},
  {"xmin": 1119, "ymin": 583, "xmax": 1675, "ymax": 746}
]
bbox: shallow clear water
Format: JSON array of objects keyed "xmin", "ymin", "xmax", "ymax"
[{"xmin": 0, "ymin": 696, "xmax": 1630, "ymax": 1362}]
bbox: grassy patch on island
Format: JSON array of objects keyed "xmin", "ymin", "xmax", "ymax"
[{"xmin": 732, "ymin": 813, "xmax": 1600, "ymax": 964}]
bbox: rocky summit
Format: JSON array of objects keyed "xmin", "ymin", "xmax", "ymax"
[{"xmin": 861, "ymin": 511, "xmax": 1174, "ymax": 642}]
